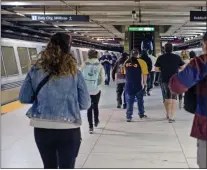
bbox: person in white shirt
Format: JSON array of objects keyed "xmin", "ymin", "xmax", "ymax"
[{"xmin": 148, "ymin": 50, "xmax": 157, "ymax": 90}]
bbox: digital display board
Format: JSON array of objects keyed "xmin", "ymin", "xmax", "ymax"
[{"xmin": 128, "ymin": 27, "xmax": 155, "ymax": 32}]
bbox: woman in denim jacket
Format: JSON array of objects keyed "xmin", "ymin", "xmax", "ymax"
[{"xmin": 19, "ymin": 32, "xmax": 91, "ymax": 169}]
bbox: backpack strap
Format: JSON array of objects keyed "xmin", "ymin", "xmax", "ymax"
[{"xmin": 32, "ymin": 73, "xmax": 52, "ymax": 102}]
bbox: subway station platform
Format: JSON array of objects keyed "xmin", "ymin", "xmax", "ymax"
[{"xmin": 1, "ymin": 84, "xmax": 198, "ymax": 168}]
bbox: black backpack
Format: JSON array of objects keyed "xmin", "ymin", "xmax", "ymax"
[
  {"xmin": 184, "ymin": 85, "xmax": 196, "ymax": 114},
  {"xmin": 184, "ymin": 76, "xmax": 207, "ymax": 114}
]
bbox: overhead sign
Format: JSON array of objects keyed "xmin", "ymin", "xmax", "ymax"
[
  {"xmin": 128, "ymin": 27, "xmax": 155, "ymax": 32},
  {"xmin": 190, "ymin": 11, "xmax": 207, "ymax": 22},
  {"xmin": 31, "ymin": 15, "xmax": 89, "ymax": 22},
  {"xmin": 161, "ymin": 36, "xmax": 184, "ymax": 43}
]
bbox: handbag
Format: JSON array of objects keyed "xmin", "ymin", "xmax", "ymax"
[
  {"xmin": 31, "ymin": 73, "xmax": 52, "ymax": 102},
  {"xmin": 184, "ymin": 76, "xmax": 207, "ymax": 114},
  {"xmin": 184, "ymin": 85, "xmax": 196, "ymax": 114}
]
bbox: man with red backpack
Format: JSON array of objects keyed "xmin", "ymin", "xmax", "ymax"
[
  {"xmin": 169, "ymin": 32, "xmax": 207, "ymax": 168},
  {"xmin": 112, "ymin": 52, "xmax": 128, "ymax": 109}
]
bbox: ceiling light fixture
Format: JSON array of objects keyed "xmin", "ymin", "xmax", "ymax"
[
  {"xmin": 40, "ymin": 21, "xmax": 45, "ymax": 23},
  {"xmin": 74, "ymin": 31, "xmax": 77, "ymax": 34},
  {"xmin": 16, "ymin": 12, "xmax": 25, "ymax": 17},
  {"xmin": 53, "ymin": 25, "xmax": 59, "ymax": 28},
  {"xmin": 65, "ymin": 28, "xmax": 69, "ymax": 31}
]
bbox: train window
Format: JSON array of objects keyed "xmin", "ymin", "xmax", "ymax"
[
  {"xmin": 82, "ymin": 51, "xmax": 88, "ymax": 62},
  {"xmin": 75, "ymin": 49, "xmax": 82, "ymax": 66},
  {"xmin": 17, "ymin": 47, "xmax": 31, "ymax": 74},
  {"xmin": 1, "ymin": 46, "xmax": 19, "ymax": 76},
  {"xmin": 71, "ymin": 50, "xmax": 75, "ymax": 58},
  {"xmin": 28, "ymin": 48, "xmax": 38, "ymax": 60},
  {"xmin": 1, "ymin": 56, "xmax": 6, "ymax": 77}
]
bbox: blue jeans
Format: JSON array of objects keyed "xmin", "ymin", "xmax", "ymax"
[{"xmin": 126, "ymin": 89, "xmax": 145, "ymax": 119}]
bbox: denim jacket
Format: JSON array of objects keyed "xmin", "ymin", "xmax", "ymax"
[{"xmin": 19, "ymin": 66, "xmax": 91, "ymax": 126}]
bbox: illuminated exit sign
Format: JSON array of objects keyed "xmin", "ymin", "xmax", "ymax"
[{"xmin": 128, "ymin": 27, "xmax": 155, "ymax": 32}]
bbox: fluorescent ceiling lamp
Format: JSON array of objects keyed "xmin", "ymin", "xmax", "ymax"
[
  {"xmin": 65, "ymin": 29, "xmax": 69, "ymax": 31},
  {"xmin": 11, "ymin": 2, "xmax": 26, "ymax": 6},
  {"xmin": 74, "ymin": 31, "xmax": 77, "ymax": 34},
  {"xmin": 16, "ymin": 12, "xmax": 25, "ymax": 17},
  {"xmin": 53, "ymin": 25, "xmax": 59, "ymax": 28},
  {"xmin": 40, "ymin": 21, "xmax": 45, "ymax": 23}
]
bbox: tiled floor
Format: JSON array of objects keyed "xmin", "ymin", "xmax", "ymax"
[{"xmin": 1, "ymin": 84, "xmax": 198, "ymax": 168}]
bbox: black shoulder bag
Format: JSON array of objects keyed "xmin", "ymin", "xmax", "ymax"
[
  {"xmin": 184, "ymin": 85, "xmax": 196, "ymax": 114},
  {"xmin": 184, "ymin": 76, "xmax": 207, "ymax": 114},
  {"xmin": 31, "ymin": 74, "xmax": 52, "ymax": 102}
]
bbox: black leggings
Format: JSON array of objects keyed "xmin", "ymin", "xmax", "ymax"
[
  {"xmin": 34, "ymin": 128, "xmax": 81, "ymax": 169},
  {"xmin": 116, "ymin": 83, "xmax": 126, "ymax": 106},
  {"xmin": 87, "ymin": 91, "xmax": 101, "ymax": 128}
]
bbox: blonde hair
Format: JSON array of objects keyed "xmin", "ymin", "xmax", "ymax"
[{"xmin": 181, "ymin": 50, "xmax": 189, "ymax": 60}]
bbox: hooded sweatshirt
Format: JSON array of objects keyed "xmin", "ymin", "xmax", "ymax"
[{"xmin": 82, "ymin": 58, "xmax": 105, "ymax": 95}]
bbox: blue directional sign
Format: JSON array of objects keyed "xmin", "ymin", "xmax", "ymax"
[
  {"xmin": 190, "ymin": 11, "xmax": 207, "ymax": 22},
  {"xmin": 31, "ymin": 15, "xmax": 89, "ymax": 22}
]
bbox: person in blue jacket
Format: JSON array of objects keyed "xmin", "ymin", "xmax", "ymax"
[
  {"xmin": 99, "ymin": 51, "xmax": 113, "ymax": 85},
  {"xmin": 19, "ymin": 32, "xmax": 91, "ymax": 169}
]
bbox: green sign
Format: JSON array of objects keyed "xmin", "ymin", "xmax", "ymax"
[{"xmin": 128, "ymin": 27, "xmax": 155, "ymax": 32}]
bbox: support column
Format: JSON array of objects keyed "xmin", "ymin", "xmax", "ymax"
[{"xmin": 154, "ymin": 26, "xmax": 161, "ymax": 56}]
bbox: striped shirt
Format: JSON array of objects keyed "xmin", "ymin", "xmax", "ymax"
[{"xmin": 169, "ymin": 55, "xmax": 207, "ymax": 140}]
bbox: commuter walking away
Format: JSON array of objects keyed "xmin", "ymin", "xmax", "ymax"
[
  {"xmin": 124, "ymin": 49, "xmax": 149, "ymax": 122},
  {"xmin": 154, "ymin": 50, "xmax": 164, "ymax": 87},
  {"xmin": 155, "ymin": 43, "xmax": 185, "ymax": 123},
  {"xmin": 111, "ymin": 52, "xmax": 118, "ymax": 68},
  {"xmin": 82, "ymin": 50, "xmax": 105, "ymax": 134},
  {"xmin": 148, "ymin": 50, "xmax": 157, "ymax": 91},
  {"xmin": 112, "ymin": 52, "xmax": 128, "ymax": 109},
  {"xmin": 99, "ymin": 51, "xmax": 112, "ymax": 85},
  {"xmin": 181, "ymin": 49, "xmax": 190, "ymax": 64},
  {"xmin": 170, "ymin": 32, "xmax": 207, "ymax": 168},
  {"xmin": 141, "ymin": 50, "xmax": 153, "ymax": 96},
  {"xmin": 19, "ymin": 32, "xmax": 91, "ymax": 169},
  {"xmin": 178, "ymin": 50, "xmax": 190, "ymax": 109}
]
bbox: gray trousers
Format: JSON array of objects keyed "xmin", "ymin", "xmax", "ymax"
[{"xmin": 197, "ymin": 139, "xmax": 207, "ymax": 168}]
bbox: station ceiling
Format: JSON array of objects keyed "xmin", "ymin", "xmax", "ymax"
[{"xmin": 1, "ymin": 0, "xmax": 207, "ymax": 44}]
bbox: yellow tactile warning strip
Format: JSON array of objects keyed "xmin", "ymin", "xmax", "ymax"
[{"xmin": 1, "ymin": 101, "xmax": 24, "ymax": 114}]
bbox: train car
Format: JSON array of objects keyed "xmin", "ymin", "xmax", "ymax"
[
  {"xmin": 1, "ymin": 38, "xmax": 120, "ymax": 105},
  {"xmin": 173, "ymin": 47, "xmax": 203, "ymax": 57}
]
